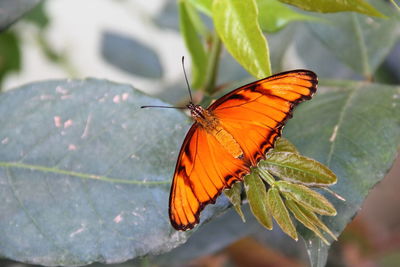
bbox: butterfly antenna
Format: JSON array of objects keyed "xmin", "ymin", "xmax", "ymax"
[
  {"xmin": 181, "ymin": 56, "xmax": 193, "ymax": 103},
  {"xmin": 140, "ymin": 105, "xmax": 186, "ymax": 109}
]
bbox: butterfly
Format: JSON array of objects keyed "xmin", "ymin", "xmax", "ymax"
[{"xmin": 167, "ymin": 70, "xmax": 317, "ymax": 231}]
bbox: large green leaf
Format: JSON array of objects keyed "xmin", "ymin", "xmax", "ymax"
[
  {"xmin": 279, "ymin": 0, "xmax": 384, "ymax": 17},
  {"xmin": 0, "ymin": 0, "xmax": 41, "ymax": 31},
  {"xmin": 212, "ymin": 0, "xmax": 271, "ymax": 78},
  {"xmin": 257, "ymin": 0, "xmax": 317, "ymax": 33},
  {"xmin": 0, "ymin": 79, "xmax": 230, "ymax": 265}
]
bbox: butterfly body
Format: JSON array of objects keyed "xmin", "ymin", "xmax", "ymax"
[
  {"xmin": 169, "ymin": 70, "xmax": 318, "ymax": 231},
  {"xmin": 188, "ymin": 103, "xmax": 244, "ymax": 159}
]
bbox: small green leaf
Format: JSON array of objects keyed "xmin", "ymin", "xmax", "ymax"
[
  {"xmin": 257, "ymin": 0, "xmax": 318, "ymax": 33},
  {"xmin": 295, "ymin": 202, "xmax": 337, "ymax": 241},
  {"xmin": 244, "ymin": 173, "xmax": 272, "ymax": 229},
  {"xmin": 277, "ymin": 181, "xmax": 337, "ymax": 216},
  {"xmin": 285, "ymin": 199, "xmax": 329, "ymax": 245},
  {"xmin": 279, "ymin": 0, "xmax": 385, "ymax": 18},
  {"xmin": 260, "ymin": 151, "xmax": 337, "ymax": 186},
  {"xmin": 266, "ymin": 187, "xmax": 298, "ymax": 240},
  {"xmin": 271, "ymin": 137, "xmax": 299, "ymax": 153},
  {"xmin": 212, "ymin": 0, "xmax": 271, "ymax": 78},
  {"xmin": 224, "ymin": 182, "xmax": 246, "ymax": 222},
  {"xmin": 257, "ymin": 168, "xmax": 276, "ymax": 186},
  {"xmin": 179, "ymin": 0, "xmax": 208, "ymax": 88}
]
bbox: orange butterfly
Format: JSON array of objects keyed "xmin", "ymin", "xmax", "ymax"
[{"xmin": 168, "ymin": 70, "xmax": 317, "ymax": 230}]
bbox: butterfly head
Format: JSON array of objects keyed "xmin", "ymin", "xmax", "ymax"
[{"xmin": 187, "ymin": 103, "xmax": 206, "ymax": 121}]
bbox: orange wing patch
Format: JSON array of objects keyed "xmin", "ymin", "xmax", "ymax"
[{"xmin": 169, "ymin": 70, "xmax": 317, "ymax": 230}]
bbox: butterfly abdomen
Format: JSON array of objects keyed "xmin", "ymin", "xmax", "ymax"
[{"xmin": 189, "ymin": 104, "xmax": 243, "ymax": 159}]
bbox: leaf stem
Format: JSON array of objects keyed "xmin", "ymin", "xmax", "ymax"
[{"xmin": 204, "ymin": 32, "xmax": 222, "ymax": 95}]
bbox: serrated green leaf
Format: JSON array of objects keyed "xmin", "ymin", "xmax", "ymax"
[
  {"xmin": 272, "ymin": 137, "xmax": 299, "ymax": 153},
  {"xmin": 279, "ymin": 0, "xmax": 384, "ymax": 17},
  {"xmin": 266, "ymin": 187, "xmax": 298, "ymax": 240},
  {"xmin": 296, "ymin": 202, "xmax": 337, "ymax": 241},
  {"xmin": 212, "ymin": 0, "xmax": 271, "ymax": 78},
  {"xmin": 277, "ymin": 181, "xmax": 337, "ymax": 216},
  {"xmin": 260, "ymin": 151, "xmax": 337, "ymax": 186},
  {"xmin": 179, "ymin": 0, "xmax": 208, "ymax": 88},
  {"xmin": 257, "ymin": 0, "xmax": 318, "ymax": 33},
  {"xmin": 244, "ymin": 173, "xmax": 272, "ymax": 229},
  {"xmin": 224, "ymin": 182, "xmax": 246, "ymax": 222},
  {"xmin": 285, "ymin": 199, "xmax": 329, "ymax": 245}
]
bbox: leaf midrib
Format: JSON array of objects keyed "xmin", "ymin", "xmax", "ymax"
[{"xmin": 0, "ymin": 161, "xmax": 169, "ymax": 185}]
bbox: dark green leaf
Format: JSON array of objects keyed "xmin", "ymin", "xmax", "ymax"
[
  {"xmin": 101, "ymin": 31, "xmax": 163, "ymax": 79},
  {"xmin": 224, "ymin": 182, "xmax": 246, "ymax": 222},
  {"xmin": 243, "ymin": 173, "xmax": 272, "ymax": 229},
  {"xmin": 0, "ymin": 79, "xmax": 221, "ymax": 265},
  {"xmin": 22, "ymin": 0, "xmax": 49, "ymax": 28},
  {"xmin": 0, "ymin": 0, "xmax": 40, "ymax": 31},
  {"xmin": 179, "ymin": 0, "xmax": 208, "ymax": 88},
  {"xmin": 0, "ymin": 31, "xmax": 21, "ymax": 88},
  {"xmin": 266, "ymin": 187, "xmax": 297, "ymax": 240},
  {"xmin": 279, "ymin": 0, "xmax": 384, "ymax": 17},
  {"xmin": 212, "ymin": 0, "xmax": 271, "ymax": 78},
  {"xmin": 260, "ymin": 151, "xmax": 337, "ymax": 185},
  {"xmin": 257, "ymin": 0, "xmax": 317, "ymax": 33}
]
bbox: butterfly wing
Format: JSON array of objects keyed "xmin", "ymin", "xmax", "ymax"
[
  {"xmin": 209, "ymin": 69, "xmax": 317, "ymax": 165},
  {"xmin": 169, "ymin": 70, "xmax": 317, "ymax": 230},
  {"xmin": 169, "ymin": 123, "xmax": 250, "ymax": 230}
]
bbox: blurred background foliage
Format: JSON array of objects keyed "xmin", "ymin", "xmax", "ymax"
[{"xmin": 0, "ymin": 0, "xmax": 400, "ymax": 266}]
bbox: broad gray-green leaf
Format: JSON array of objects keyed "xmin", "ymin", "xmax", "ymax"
[
  {"xmin": 285, "ymin": 81, "xmax": 400, "ymax": 265},
  {"xmin": 101, "ymin": 31, "xmax": 163, "ymax": 79},
  {"xmin": 306, "ymin": 7, "xmax": 400, "ymax": 78},
  {"xmin": 260, "ymin": 151, "xmax": 337, "ymax": 185},
  {"xmin": 0, "ymin": 0, "xmax": 40, "ymax": 31},
  {"xmin": 0, "ymin": 79, "xmax": 226, "ymax": 266}
]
